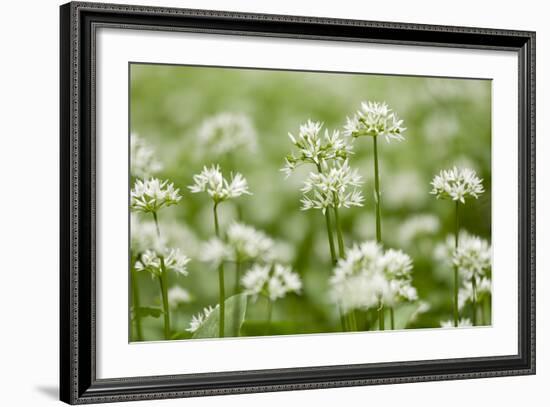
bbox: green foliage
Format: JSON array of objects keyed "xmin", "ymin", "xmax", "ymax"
[
  {"xmin": 192, "ymin": 294, "xmax": 248, "ymax": 339},
  {"xmin": 133, "ymin": 306, "xmax": 163, "ymax": 320}
]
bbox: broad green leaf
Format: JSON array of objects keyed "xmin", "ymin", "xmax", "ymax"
[
  {"xmin": 383, "ymin": 303, "xmax": 424, "ymax": 329},
  {"xmin": 192, "ymin": 294, "xmax": 248, "ymax": 339},
  {"xmin": 133, "ymin": 306, "xmax": 163, "ymax": 319}
]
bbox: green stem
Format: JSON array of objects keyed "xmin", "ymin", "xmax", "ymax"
[
  {"xmin": 233, "ymin": 260, "xmax": 242, "ymax": 337},
  {"xmin": 390, "ymin": 307, "xmax": 395, "ymax": 330},
  {"xmin": 152, "ymin": 211, "xmax": 161, "ymax": 240},
  {"xmin": 471, "ymin": 276, "xmax": 477, "ymax": 326},
  {"xmin": 333, "ymin": 203, "xmax": 346, "ymax": 258},
  {"xmin": 378, "ymin": 303, "xmax": 385, "ymax": 331},
  {"xmin": 453, "ymin": 201, "xmax": 459, "ymax": 327},
  {"xmin": 213, "ymin": 203, "xmax": 225, "ymax": 338},
  {"xmin": 130, "ymin": 257, "xmax": 143, "ymax": 341},
  {"xmin": 373, "ymin": 136, "xmax": 382, "ymax": 243},
  {"xmin": 158, "ymin": 257, "xmax": 171, "ymax": 340},
  {"xmin": 265, "ymin": 298, "xmax": 273, "ymax": 335}
]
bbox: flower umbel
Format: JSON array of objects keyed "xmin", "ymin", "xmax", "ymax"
[
  {"xmin": 226, "ymin": 222, "xmax": 275, "ymax": 263},
  {"xmin": 282, "ymin": 120, "xmax": 353, "ymax": 177},
  {"xmin": 241, "ymin": 263, "xmax": 302, "ymax": 301},
  {"xmin": 197, "ymin": 113, "xmax": 257, "ymax": 157},
  {"xmin": 430, "ymin": 167, "xmax": 484, "ymax": 203},
  {"xmin": 130, "ymin": 133, "xmax": 163, "ymax": 179},
  {"xmin": 343, "ymin": 101, "xmax": 406, "ymax": 142},
  {"xmin": 300, "ymin": 160, "xmax": 364, "ymax": 213},
  {"xmin": 130, "ymin": 178, "xmax": 182, "ymax": 214},
  {"xmin": 453, "ymin": 234, "xmax": 491, "ymax": 280},
  {"xmin": 188, "ymin": 164, "xmax": 251, "ymax": 203},
  {"xmin": 135, "ymin": 248, "xmax": 190, "ymax": 278}
]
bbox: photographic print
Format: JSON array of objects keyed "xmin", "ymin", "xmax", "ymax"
[{"xmin": 129, "ymin": 63, "xmax": 492, "ymax": 342}]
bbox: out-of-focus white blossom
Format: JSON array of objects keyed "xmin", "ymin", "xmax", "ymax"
[
  {"xmin": 330, "ymin": 242, "xmax": 416, "ymax": 312},
  {"xmin": 168, "ymin": 286, "xmax": 191, "ymax": 309},
  {"xmin": 200, "ymin": 237, "xmax": 232, "ymax": 267},
  {"xmin": 188, "ymin": 164, "xmax": 251, "ymax": 203},
  {"xmin": 186, "ymin": 305, "xmax": 216, "ymax": 333},
  {"xmin": 131, "ymin": 133, "xmax": 162, "ymax": 179},
  {"xmin": 131, "ymin": 214, "xmax": 161, "ymax": 253},
  {"xmin": 282, "ymin": 120, "xmax": 352, "ymax": 177},
  {"xmin": 440, "ymin": 318, "xmax": 473, "ymax": 328},
  {"xmin": 300, "ymin": 160, "xmax": 364, "ymax": 213},
  {"xmin": 343, "ymin": 101, "xmax": 406, "ymax": 142},
  {"xmin": 430, "ymin": 167, "xmax": 484, "ymax": 203},
  {"xmin": 226, "ymin": 222, "xmax": 274, "ymax": 262},
  {"xmin": 135, "ymin": 248, "xmax": 190, "ymax": 277},
  {"xmin": 453, "ymin": 234, "xmax": 491, "ymax": 280},
  {"xmin": 241, "ymin": 263, "xmax": 302, "ymax": 301},
  {"xmin": 130, "ymin": 178, "xmax": 182, "ymax": 214},
  {"xmin": 197, "ymin": 113, "xmax": 257, "ymax": 157},
  {"xmin": 397, "ymin": 214, "xmax": 440, "ymax": 246}
]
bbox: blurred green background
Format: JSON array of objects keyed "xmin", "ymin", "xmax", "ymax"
[{"xmin": 130, "ymin": 63, "xmax": 491, "ymax": 341}]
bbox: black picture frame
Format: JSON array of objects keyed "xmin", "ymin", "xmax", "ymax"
[{"xmin": 60, "ymin": 1, "xmax": 536, "ymax": 404}]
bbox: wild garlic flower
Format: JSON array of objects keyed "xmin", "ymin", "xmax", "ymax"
[
  {"xmin": 300, "ymin": 160, "xmax": 364, "ymax": 213},
  {"xmin": 458, "ymin": 277, "xmax": 492, "ymax": 310},
  {"xmin": 440, "ymin": 318, "xmax": 473, "ymax": 328},
  {"xmin": 343, "ymin": 101, "xmax": 406, "ymax": 142},
  {"xmin": 397, "ymin": 214, "xmax": 440, "ymax": 246},
  {"xmin": 430, "ymin": 167, "xmax": 484, "ymax": 203},
  {"xmin": 186, "ymin": 305, "xmax": 216, "ymax": 333},
  {"xmin": 453, "ymin": 234, "xmax": 491, "ymax": 280},
  {"xmin": 200, "ymin": 237, "xmax": 232, "ymax": 267},
  {"xmin": 241, "ymin": 263, "xmax": 302, "ymax": 301},
  {"xmin": 282, "ymin": 120, "xmax": 353, "ymax": 177},
  {"xmin": 226, "ymin": 222, "xmax": 274, "ymax": 263},
  {"xmin": 130, "ymin": 133, "xmax": 162, "ymax": 179},
  {"xmin": 188, "ymin": 164, "xmax": 251, "ymax": 204},
  {"xmin": 197, "ymin": 113, "xmax": 257, "ymax": 157},
  {"xmin": 135, "ymin": 248, "xmax": 190, "ymax": 277},
  {"xmin": 330, "ymin": 242, "xmax": 416, "ymax": 312},
  {"xmin": 168, "ymin": 286, "xmax": 191, "ymax": 309},
  {"xmin": 130, "ymin": 178, "xmax": 182, "ymax": 214}
]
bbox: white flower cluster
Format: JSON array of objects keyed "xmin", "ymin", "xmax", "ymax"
[
  {"xmin": 453, "ymin": 234, "xmax": 491, "ymax": 280},
  {"xmin": 135, "ymin": 248, "xmax": 190, "ymax": 278},
  {"xmin": 440, "ymin": 318, "xmax": 473, "ymax": 328},
  {"xmin": 188, "ymin": 164, "xmax": 251, "ymax": 204},
  {"xmin": 186, "ymin": 305, "xmax": 216, "ymax": 333},
  {"xmin": 430, "ymin": 167, "xmax": 484, "ymax": 203},
  {"xmin": 226, "ymin": 222, "xmax": 274, "ymax": 262},
  {"xmin": 329, "ymin": 242, "xmax": 416, "ymax": 313},
  {"xmin": 397, "ymin": 214, "xmax": 440, "ymax": 246},
  {"xmin": 282, "ymin": 120, "xmax": 353, "ymax": 177},
  {"xmin": 241, "ymin": 263, "xmax": 302, "ymax": 301},
  {"xmin": 300, "ymin": 160, "xmax": 364, "ymax": 213},
  {"xmin": 197, "ymin": 113, "xmax": 257, "ymax": 157},
  {"xmin": 199, "ymin": 222, "xmax": 276, "ymax": 266},
  {"xmin": 343, "ymin": 101, "xmax": 406, "ymax": 142},
  {"xmin": 130, "ymin": 133, "xmax": 163, "ymax": 179},
  {"xmin": 130, "ymin": 178, "xmax": 182, "ymax": 214},
  {"xmin": 167, "ymin": 286, "xmax": 191, "ymax": 309}
]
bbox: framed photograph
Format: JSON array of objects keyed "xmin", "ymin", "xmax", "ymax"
[{"xmin": 60, "ymin": 1, "xmax": 535, "ymax": 404}]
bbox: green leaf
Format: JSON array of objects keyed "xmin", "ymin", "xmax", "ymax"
[
  {"xmin": 192, "ymin": 294, "xmax": 248, "ymax": 339},
  {"xmin": 133, "ymin": 306, "xmax": 163, "ymax": 319},
  {"xmin": 384, "ymin": 303, "xmax": 424, "ymax": 329}
]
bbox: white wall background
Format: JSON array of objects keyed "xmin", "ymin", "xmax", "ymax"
[{"xmin": 0, "ymin": 0, "xmax": 546, "ymax": 405}]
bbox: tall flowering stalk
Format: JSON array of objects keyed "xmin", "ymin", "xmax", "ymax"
[
  {"xmin": 344, "ymin": 101, "xmax": 406, "ymax": 328},
  {"xmin": 130, "ymin": 177, "xmax": 183, "ymax": 339},
  {"xmin": 283, "ymin": 120, "xmax": 361, "ymax": 331},
  {"xmin": 189, "ymin": 164, "xmax": 251, "ymax": 337},
  {"xmin": 241, "ymin": 263, "xmax": 302, "ymax": 334},
  {"xmin": 431, "ymin": 167, "xmax": 484, "ymax": 326}
]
